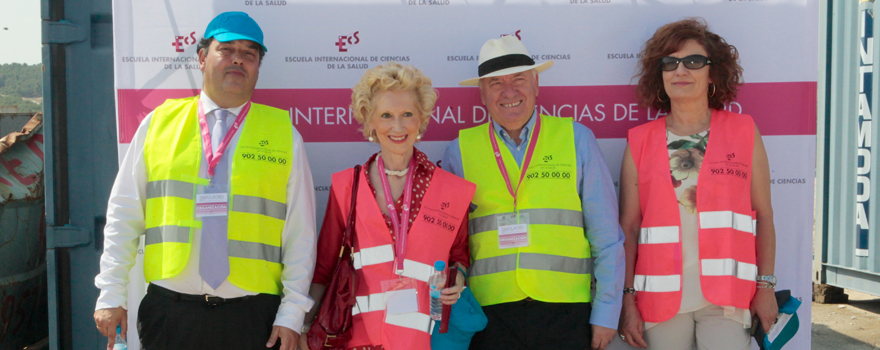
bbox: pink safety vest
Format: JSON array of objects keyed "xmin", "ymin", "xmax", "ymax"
[
  {"xmin": 330, "ymin": 166, "xmax": 476, "ymax": 350},
  {"xmin": 628, "ymin": 109, "xmax": 757, "ymax": 323}
]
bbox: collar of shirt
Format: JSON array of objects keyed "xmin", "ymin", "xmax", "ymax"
[
  {"xmin": 365, "ymin": 147, "xmax": 434, "ymax": 174},
  {"xmin": 200, "ymin": 90, "xmax": 247, "ymax": 124},
  {"xmin": 491, "ymin": 109, "xmax": 538, "ymax": 151}
]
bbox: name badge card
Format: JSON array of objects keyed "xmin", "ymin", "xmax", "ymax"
[
  {"xmin": 381, "ymin": 278, "xmax": 420, "ymax": 316},
  {"xmin": 497, "ymin": 212, "xmax": 530, "ymax": 249},
  {"xmin": 195, "ymin": 193, "xmax": 228, "ymax": 217}
]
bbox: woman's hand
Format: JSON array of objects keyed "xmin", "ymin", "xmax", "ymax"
[
  {"xmin": 750, "ymin": 288, "xmax": 779, "ymax": 333},
  {"xmin": 297, "ymin": 330, "xmax": 309, "ymax": 350},
  {"xmin": 438, "ymin": 265, "xmax": 466, "ymax": 305},
  {"xmin": 618, "ymin": 295, "xmax": 648, "ymax": 348}
]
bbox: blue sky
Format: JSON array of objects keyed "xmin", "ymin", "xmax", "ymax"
[{"xmin": 0, "ymin": 0, "xmax": 42, "ymax": 65}]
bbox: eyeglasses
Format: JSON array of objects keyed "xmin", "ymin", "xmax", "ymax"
[{"xmin": 659, "ymin": 55, "xmax": 712, "ymax": 71}]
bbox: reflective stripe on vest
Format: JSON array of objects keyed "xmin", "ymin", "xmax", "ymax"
[
  {"xmin": 469, "ymin": 253, "xmax": 593, "ymax": 277},
  {"xmin": 350, "ymin": 291, "xmax": 434, "ymax": 332},
  {"xmin": 701, "ymin": 258, "xmax": 757, "ymax": 281},
  {"xmin": 634, "ymin": 274, "xmax": 680, "ymax": 293},
  {"xmin": 700, "ymin": 211, "xmax": 755, "ymax": 236},
  {"xmin": 142, "ymin": 96, "xmax": 293, "ymax": 295},
  {"xmin": 468, "ymin": 208, "xmax": 583, "ymax": 235},
  {"xmin": 145, "ymin": 225, "xmax": 192, "ymax": 245},
  {"xmin": 629, "ymin": 110, "xmax": 757, "ymax": 323},
  {"xmin": 351, "ymin": 244, "xmax": 434, "ymax": 283},
  {"xmin": 460, "ymin": 115, "xmax": 591, "ymax": 306},
  {"xmin": 331, "ymin": 166, "xmax": 475, "ymax": 349}
]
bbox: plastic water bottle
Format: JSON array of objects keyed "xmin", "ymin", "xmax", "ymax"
[
  {"xmin": 113, "ymin": 325, "xmax": 127, "ymax": 350},
  {"xmin": 429, "ymin": 260, "xmax": 447, "ymax": 321}
]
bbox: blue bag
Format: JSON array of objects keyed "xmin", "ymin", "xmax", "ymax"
[{"xmin": 430, "ymin": 287, "xmax": 488, "ymax": 350}]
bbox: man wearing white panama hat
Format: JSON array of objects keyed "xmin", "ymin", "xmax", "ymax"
[{"xmin": 442, "ymin": 36, "xmax": 625, "ymax": 350}]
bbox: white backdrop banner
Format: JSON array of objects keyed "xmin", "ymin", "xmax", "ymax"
[{"xmin": 112, "ymin": 1, "xmax": 818, "ymax": 349}]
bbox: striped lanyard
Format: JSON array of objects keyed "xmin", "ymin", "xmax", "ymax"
[
  {"xmin": 488, "ymin": 115, "xmax": 542, "ymax": 212},
  {"xmin": 377, "ymin": 154, "xmax": 417, "ymax": 276},
  {"xmin": 196, "ymin": 100, "xmax": 251, "ymax": 179}
]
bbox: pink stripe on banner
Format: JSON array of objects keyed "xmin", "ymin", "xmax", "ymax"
[{"xmin": 116, "ymin": 82, "xmax": 815, "ymax": 144}]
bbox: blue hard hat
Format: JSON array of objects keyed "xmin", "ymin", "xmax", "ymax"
[{"xmin": 204, "ymin": 11, "xmax": 267, "ymax": 52}]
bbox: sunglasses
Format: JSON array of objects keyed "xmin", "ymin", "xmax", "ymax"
[{"xmin": 659, "ymin": 55, "xmax": 712, "ymax": 71}]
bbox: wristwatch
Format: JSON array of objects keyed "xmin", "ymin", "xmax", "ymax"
[
  {"xmin": 623, "ymin": 288, "xmax": 637, "ymax": 296},
  {"xmin": 756, "ymin": 275, "xmax": 777, "ymax": 287}
]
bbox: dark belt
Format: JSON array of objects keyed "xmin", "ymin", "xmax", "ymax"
[{"xmin": 148, "ymin": 284, "xmax": 252, "ymax": 306}]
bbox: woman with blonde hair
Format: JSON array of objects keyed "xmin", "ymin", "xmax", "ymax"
[
  {"xmin": 302, "ymin": 62, "xmax": 475, "ymax": 350},
  {"xmin": 617, "ymin": 19, "xmax": 778, "ymax": 349}
]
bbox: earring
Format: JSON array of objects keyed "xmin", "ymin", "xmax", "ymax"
[
  {"xmin": 416, "ymin": 134, "xmax": 422, "ymax": 141},
  {"xmin": 657, "ymin": 88, "xmax": 669, "ymax": 103},
  {"xmin": 708, "ymin": 83, "xmax": 717, "ymax": 97},
  {"xmin": 367, "ymin": 130, "xmax": 375, "ymax": 142}
]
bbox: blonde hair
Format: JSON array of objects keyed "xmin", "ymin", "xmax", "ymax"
[{"xmin": 350, "ymin": 62, "xmax": 437, "ymax": 140}]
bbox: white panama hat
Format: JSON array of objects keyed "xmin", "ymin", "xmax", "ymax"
[{"xmin": 459, "ymin": 35, "xmax": 554, "ymax": 86}]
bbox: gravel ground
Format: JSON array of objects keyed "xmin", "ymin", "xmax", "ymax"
[{"xmin": 812, "ymin": 289, "xmax": 880, "ymax": 349}]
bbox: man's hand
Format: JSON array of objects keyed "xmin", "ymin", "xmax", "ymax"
[
  {"xmin": 751, "ymin": 288, "xmax": 779, "ymax": 333},
  {"xmin": 266, "ymin": 325, "xmax": 299, "ymax": 350},
  {"xmin": 94, "ymin": 307, "xmax": 127, "ymax": 350},
  {"xmin": 590, "ymin": 324, "xmax": 616, "ymax": 350}
]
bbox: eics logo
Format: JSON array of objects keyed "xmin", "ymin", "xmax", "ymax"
[
  {"xmin": 172, "ymin": 32, "xmax": 198, "ymax": 53},
  {"xmin": 335, "ymin": 31, "xmax": 360, "ymax": 52},
  {"xmin": 726, "ymin": 153, "xmax": 736, "ymax": 161},
  {"xmin": 500, "ymin": 30, "xmax": 522, "ymax": 41}
]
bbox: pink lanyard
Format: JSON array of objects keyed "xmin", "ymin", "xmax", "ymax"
[
  {"xmin": 376, "ymin": 154, "xmax": 417, "ymax": 275},
  {"xmin": 197, "ymin": 100, "xmax": 251, "ymax": 179},
  {"xmin": 488, "ymin": 115, "xmax": 542, "ymax": 211}
]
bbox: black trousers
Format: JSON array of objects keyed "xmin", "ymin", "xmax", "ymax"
[
  {"xmin": 469, "ymin": 300, "xmax": 592, "ymax": 350},
  {"xmin": 138, "ymin": 284, "xmax": 282, "ymax": 350}
]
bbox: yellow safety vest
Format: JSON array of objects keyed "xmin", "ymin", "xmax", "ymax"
[
  {"xmin": 142, "ymin": 96, "xmax": 293, "ymax": 295},
  {"xmin": 460, "ymin": 114, "xmax": 591, "ymax": 306}
]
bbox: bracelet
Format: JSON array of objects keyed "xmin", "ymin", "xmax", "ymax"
[
  {"xmin": 756, "ymin": 283, "xmax": 775, "ymax": 289},
  {"xmin": 457, "ymin": 265, "xmax": 468, "ymax": 280},
  {"xmin": 623, "ymin": 288, "xmax": 637, "ymax": 296}
]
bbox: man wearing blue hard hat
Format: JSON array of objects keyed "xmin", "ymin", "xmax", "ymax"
[{"xmin": 93, "ymin": 11, "xmax": 316, "ymax": 350}]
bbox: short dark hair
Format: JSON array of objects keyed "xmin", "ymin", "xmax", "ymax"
[
  {"xmin": 197, "ymin": 37, "xmax": 266, "ymax": 63},
  {"xmin": 635, "ymin": 18, "xmax": 743, "ymax": 112}
]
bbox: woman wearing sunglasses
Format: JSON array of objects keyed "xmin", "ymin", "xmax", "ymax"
[{"xmin": 617, "ymin": 18, "xmax": 778, "ymax": 349}]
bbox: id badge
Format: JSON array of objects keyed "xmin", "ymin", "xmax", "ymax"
[
  {"xmin": 497, "ymin": 212, "xmax": 530, "ymax": 249},
  {"xmin": 381, "ymin": 278, "xmax": 420, "ymax": 316},
  {"xmin": 496, "ymin": 213, "xmax": 529, "ymax": 249},
  {"xmin": 195, "ymin": 193, "xmax": 228, "ymax": 217}
]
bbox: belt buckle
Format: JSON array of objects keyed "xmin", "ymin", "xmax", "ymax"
[
  {"xmin": 324, "ymin": 335, "xmax": 336, "ymax": 347},
  {"xmin": 205, "ymin": 294, "xmax": 222, "ymax": 306}
]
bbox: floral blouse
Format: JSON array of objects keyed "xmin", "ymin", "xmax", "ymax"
[
  {"xmin": 668, "ymin": 130, "xmax": 709, "ymax": 213},
  {"xmin": 661, "ymin": 129, "xmax": 750, "ymax": 327}
]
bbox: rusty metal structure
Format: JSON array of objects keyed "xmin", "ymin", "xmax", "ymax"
[{"xmin": 0, "ymin": 113, "xmax": 48, "ymax": 350}]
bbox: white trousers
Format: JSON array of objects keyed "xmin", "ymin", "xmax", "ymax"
[{"xmin": 642, "ymin": 304, "xmax": 751, "ymax": 350}]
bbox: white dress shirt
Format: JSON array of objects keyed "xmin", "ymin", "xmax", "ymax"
[{"xmin": 95, "ymin": 91, "xmax": 317, "ymax": 331}]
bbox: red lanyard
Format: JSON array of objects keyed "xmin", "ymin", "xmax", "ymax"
[
  {"xmin": 197, "ymin": 100, "xmax": 251, "ymax": 179},
  {"xmin": 377, "ymin": 154, "xmax": 417, "ymax": 275},
  {"xmin": 488, "ymin": 115, "xmax": 542, "ymax": 211}
]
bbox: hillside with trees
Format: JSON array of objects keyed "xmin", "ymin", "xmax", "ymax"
[{"xmin": 0, "ymin": 63, "xmax": 42, "ymax": 113}]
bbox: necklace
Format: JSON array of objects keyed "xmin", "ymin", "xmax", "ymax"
[{"xmin": 384, "ymin": 167, "xmax": 408, "ymax": 177}]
